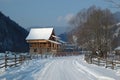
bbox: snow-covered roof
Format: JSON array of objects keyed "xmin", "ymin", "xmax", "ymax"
[
  {"xmin": 116, "ymin": 22, "xmax": 120, "ymax": 26},
  {"xmin": 26, "ymin": 28, "xmax": 53, "ymax": 40},
  {"xmin": 58, "ymin": 40, "xmax": 66, "ymax": 44},
  {"xmin": 115, "ymin": 46, "xmax": 120, "ymax": 50},
  {"xmin": 47, "ymin": 40, "xmax": 61, "ymax": 44}
]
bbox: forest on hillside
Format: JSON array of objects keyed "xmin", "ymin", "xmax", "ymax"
[{"xmin": 0, "ymin": 12, "xmax": 29, "ymax": 52}]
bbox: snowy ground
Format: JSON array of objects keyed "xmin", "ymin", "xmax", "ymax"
[{"xmin": 0, "ymin": 55, "xmax": 120, "ymax": 80}]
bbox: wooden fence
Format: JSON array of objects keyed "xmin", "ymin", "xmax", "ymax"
[
  {"xmin": 0, "ymin": 53, "xmax": 31, "ymax": 68},
  {"xmin": 0, "ymin": 51, "xmax": 53, "ymax": 69},
  {"xmin": 84, "ymin": 54, "xmax": 120, "ymax": 69}
]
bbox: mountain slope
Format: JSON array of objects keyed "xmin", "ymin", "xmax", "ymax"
[
  {"xmin": 0, "ymin": 12, "xmax": 29, "ymax": 52},
  {"xmin": 58, "ymin": 32, "xmax": 68, "ymax": 42},
  {"xmin": 111, "ymin": 23, "xmax": 120, "ymax": 49},
  {"xmin": 113, "ymin": 11, "xmax": 120, "ymax": 22}
]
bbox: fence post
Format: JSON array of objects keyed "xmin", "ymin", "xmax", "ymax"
[
  {"xmin": 90, "ymin": 55, "xmax": 92, "ymax": 64},
  {"xmin": 98, "ymin": 57, "xmax": 100, "ymax": 66},
  {"xmin": 105, "ymin": 58, "xmax": 107, "ymax": 68},
  {"xmin": 111, "ymin": 60, "xmax": 114, "ymax": 69},
  {"xmin": 19, "ymin": 55, "xmax": 22, "ymax": 65},
  {"xmin": 5, "ymin": 54, "xmax": 7, "ymax": 68},
  {"xmin": 14, "ymin": 54, "xmax": 16, "ymax": 67}
]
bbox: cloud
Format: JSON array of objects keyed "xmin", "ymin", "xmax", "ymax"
[
  {"xmin": 57, "ymin": 13, "xmax": 74, "ymax": 23},
  {"xmin": 64, "ymin": 14, "xmax": 74, "ymax": 23},
  {"xmin": 57, "ymin": 16, "xmax": 63, "ymax": 22}
]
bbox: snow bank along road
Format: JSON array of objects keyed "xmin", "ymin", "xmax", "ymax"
[{"xmin": 0, "ymin": 55, "xmax": 120, "ymax": 80}]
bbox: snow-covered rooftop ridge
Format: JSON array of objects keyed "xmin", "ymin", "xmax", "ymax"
[
  {"xmin": 47, "ymin": 40, "xmax": 61, "ymax": 44},
  {"xmin": 116, "ymin": 22, "xmax": 120, "ymax": 26},
  {"xmin": 26, "ymin": 28, "xmax": 53, "ymax": 40},
  {"xmin": 115, "ymin": 46, "xmax": 120, "ymax": 50}
]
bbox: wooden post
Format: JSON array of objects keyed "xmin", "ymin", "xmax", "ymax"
[
  {"xmin": 105, "ymin": 58, "xmax": 107, "ymax": 68},
  {"xmin": 20, "ymin": 55, "xmax": 22, "ymax": 65},
  {"xmin": 89, "ymin": 55, "xmax": 92, "ymax": 64},
  {"xmin": 14, "ymin": 54, "xmax": 17, "ymax": 67},
  {"xmin": 98, "ymin": 57, "xmax": 100, "ymax": 66},
  {"xmin": 111, "ymin": 60, "xmax": 114, "ymax": 69},
  {"xmin": 5, "ymin": 54, "xmax": 7, "ymax": 68}
]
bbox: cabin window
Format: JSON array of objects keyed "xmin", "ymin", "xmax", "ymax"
[
  {"xmin": 34, "ymin": 48, "xmax": 37, "ymax": 52},
  {"xmin": 49, "ymin": 43, "xmax": 51, "ymax": 47}
]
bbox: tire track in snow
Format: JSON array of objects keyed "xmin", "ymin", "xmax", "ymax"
[
  {"xmin": 73, "ymin": 60, "xmax": 115, "ymax": 80},
  {"xmin": 2, "ymin": 55, "xmax": 118, "ymax": 80},
  {"xmin": 33, "ymin": 60, "xmax": 55, "ymax": 80},
  {"xmin": 35, "ymin": 58, "xmax": 83, "ymax": 80},
  {"xmin": 72, "ymin": 60, "xmax": 96, "ymax": 80},
  {"xmin": 0, "ymin": 59, "xmax": 50, "ymax": 80},
  {"xmin": 38, "ymin": 59, "xmax": 68, "ymax": 80}
]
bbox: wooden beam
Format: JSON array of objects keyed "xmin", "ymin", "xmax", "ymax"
[{"xmin": 27, "ymin": 40, "xmax": 47, "ymax": 43}]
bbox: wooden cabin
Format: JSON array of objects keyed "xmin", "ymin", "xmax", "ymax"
[{"xmin": 26, "ymin": 28, "xmax": 61, "ymax": 55}]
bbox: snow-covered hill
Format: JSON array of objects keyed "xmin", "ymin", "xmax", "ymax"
[{"xmin": 0, "ymin": 55, "xmax": 120, "ymax": 80}]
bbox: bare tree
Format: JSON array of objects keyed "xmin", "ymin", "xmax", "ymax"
[
  {"xmin": 68, "ymin": 6, "xmax": 116, "ymax": 58},
  {"xmin": 105, "ymin": 0, "xmax": 120, "ymax": 8}
]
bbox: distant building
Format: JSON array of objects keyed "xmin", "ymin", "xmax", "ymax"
[
  {"xmin": 64, "ymin": 43, "xmax": 81, "ymax": 52},
  {"xmin": 115, "ymin": 46, "xmax": 120, "ymax": 55},
  {"xmin": 26, "ymin": 28, "xmax": 61, "ymax": 55}
]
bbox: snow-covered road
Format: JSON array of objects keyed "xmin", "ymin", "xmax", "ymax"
[{"xmin": 0, "ymin": 55, "xmax": 120, "ymax": 80}]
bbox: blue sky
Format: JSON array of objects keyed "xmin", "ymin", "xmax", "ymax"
[{"xmin": 0, "ymin": 0, "xmax": 119, "ymax": 30}]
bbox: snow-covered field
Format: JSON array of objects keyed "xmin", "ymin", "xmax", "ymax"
[{"xmin": 0, "ymin": 55, "xmax": 120, "ymax": 80}]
